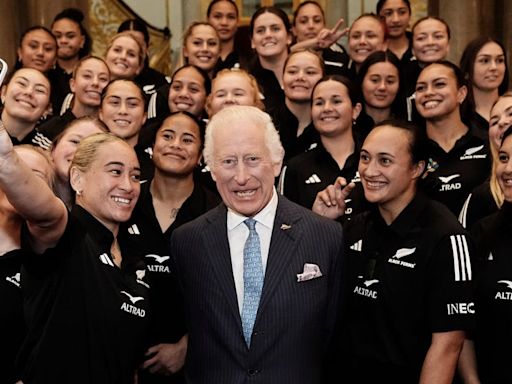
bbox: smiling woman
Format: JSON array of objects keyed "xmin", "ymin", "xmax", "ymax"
[
  {"xmin": 105, "ymin": 31, "xmax": 146, "ymax": 81},
  {"xmin": 270, "ymin": 49, "xmax": 324, "ymax": 160},
  {"xmin": 182, "ymin": 22, "xmax": 220, "ymax": 78},
  {"xmin": 38, "ymin": 56, "xmax": 111, "ymax": 142},
  {"xmin": 415, "ymin": 61, "xmax": 490, "ymax": 215},
  {"xmin": 0, "ymin": 68, "xmax": 52, "ymax": 148},
  {"xmin": 313, "ymin": 120, "xmax": 474, "ymax": 383},
  {"xmin": 0, "ymin": 125, "xmax": 149, "ymax": 382},
  {"xmin": 120, "ymin": 112, "xmax": 219, "ymax": 382}
]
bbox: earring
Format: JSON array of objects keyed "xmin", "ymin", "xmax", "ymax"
[{"xmin": 76, "ymin": 190, "xmax": 82, "ymax": 196}]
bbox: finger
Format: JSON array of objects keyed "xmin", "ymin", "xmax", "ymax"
[
  {"xmin": 334, "ymin": 181, "xmax": 354, "ymax": 206},
  {"xmin": 142, "ymin": 355, "xmax": 158, "ymax": 369},
  {"xmin": 145, "ymin": 345, "xmax": 160, "ymax": 356},
  {"xmin": 330, "ymin": 17, "xmax": 345, "ymax": 33},
  {"xmin": 334, "ymin": 27, "xmax": 350, "ymax": 40}
]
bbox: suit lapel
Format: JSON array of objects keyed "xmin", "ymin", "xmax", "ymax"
[
  {"xmin": 201, "ymin": 205, "xmax": 241, "ymax": 328},
  {"xmin": 257, "ymin": 197, "xmax": 302, "ymax": 317}
]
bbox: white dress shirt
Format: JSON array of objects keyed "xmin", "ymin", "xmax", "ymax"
[{"xmin": 227, "ymin": 189, "xmax": 278, "ymax": 314}]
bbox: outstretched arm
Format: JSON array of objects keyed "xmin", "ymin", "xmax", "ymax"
[{"xmin": 0, "ymin": 121, "xmax": 67, "ymax": 253}]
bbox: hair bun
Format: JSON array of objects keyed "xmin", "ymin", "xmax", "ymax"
[{"xmin": 54, "ymin": 8, "xmax": 85, "ymax": 23}]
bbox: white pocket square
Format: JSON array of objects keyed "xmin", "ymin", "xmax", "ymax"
[{"xmin": 297, "ymin": 263, "xmax": 323, "ymax": 282}]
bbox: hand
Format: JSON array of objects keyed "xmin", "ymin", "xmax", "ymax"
[
  {"xmin": 316, "ymin": 18, "xmax": 349, "ymax": 49},
  {"xmin": 312, "ymin": 177, "xmax": 355, "ymax": 220},
  {"xmin": 142, "ymin": 335, "xmax": 188, "ymax": 375},
  {"xmin": 0, "ymin": 119, "xmax": 13, "ymax": 160}
]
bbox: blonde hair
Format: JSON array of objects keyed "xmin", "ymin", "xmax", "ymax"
[
  {"xmin": 70, "ymin": 133, "xmax": 127, "ymax": 174},
  {"xmin": 490, "ymin": 91, "xmax": 512, "ymax": 208},
  {"xmin": 106, "ymin": 31, "xmax": 146, "ymax": 68},
  {"xmin": 206, "ymin": 68, "xmax": 265, "ymax": 115}
]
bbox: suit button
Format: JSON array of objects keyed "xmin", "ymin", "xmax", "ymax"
[{"xmin": 248, "ymin": 369, "xmax": 259, "ymax": 376}]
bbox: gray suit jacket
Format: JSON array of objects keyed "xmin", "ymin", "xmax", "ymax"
[{"xmin": 171, "ymin": 196, "xmax": 343, "ymax": 383}]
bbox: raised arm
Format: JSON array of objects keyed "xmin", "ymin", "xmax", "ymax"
[
  {"xmin": 0, "ymin": 121, "xmax": 67, "ymax": 253},
  {"xmin": 312, "ymin": 176, "xmax": 354, "ymax": 219}
]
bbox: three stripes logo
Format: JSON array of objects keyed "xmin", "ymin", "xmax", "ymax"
[
  {"xmin": 127, "ymin": 224, "xmax": 140, "ymax": 235},
  {"xmin": 99, "ymin": 253, "xmax": 114, "ymax": 267},
  {"xmin": 350, "ymin": 239, "xmax": 362, "ymax": 252},
  {"xmin": 450, "ymin": 235, "xmax": 472, "ymax": 281},
  {"xmin": 305, "ymin": 174, "xmax": 321, "ymax": 184}
]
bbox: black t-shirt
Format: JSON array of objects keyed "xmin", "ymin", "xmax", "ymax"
[
  {"xmin": 341, "ymin": 193, "xmax": 475, "ymax": 383},
  {"xmin": 18, "ymin": 205, "xmax": 150, "ymax": 384},
  {"xmin": 0, "ymin": 249, "xmax": 26, "ymax": 384},
  {"xmin": 420, "ymin": 128, "xmax": 491, "ymax": 215},
  {"xmin": 470, "ymin": 202, "xmax": 512, "ymax": 383}
]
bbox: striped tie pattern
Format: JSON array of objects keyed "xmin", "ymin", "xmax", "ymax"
[{"xmin": 241, "ymin": 218, "xmax": 264, "ymax": 346}]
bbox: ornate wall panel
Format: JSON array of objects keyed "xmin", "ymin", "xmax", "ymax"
[{"xmin": 89, "ymin": 0, "xmax": 172, "ymax": 75}]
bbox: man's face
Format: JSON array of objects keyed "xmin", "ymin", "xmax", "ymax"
[{"xmin": 210, "ymin": 120, "xmax": 281, "ymax": 217}]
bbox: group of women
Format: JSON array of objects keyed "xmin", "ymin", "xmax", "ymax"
[{"xmin": 0, "ymin": 0, "xmax": 511, "ymax": 383}]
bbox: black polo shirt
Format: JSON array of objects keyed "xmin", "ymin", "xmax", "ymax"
[
  {"xmin": 341, "ymin": 193, "xmax": 474, "ymax": 383},
  {"xmin": 17, "ymin": 205, "xmax": 150, "ymax": 384},
  {"xmin": 0, "ymin": 249, "xmax": 26, "ymax": 384},
  {"xmin": 37, "ymin": 109, "xmax": 77, "ymax": 141},
  {"xmin": 135, "ymin": 66, "xmax": 169, "ymax": 97},
  {"xmin": 458, "ymin": 179, "xmax": 498, "ymax": 229},
  {"xmin": 119, "ymin": 182, "xmax": 219, "ymax": 384},
  {"xmin": 269, "ymin": 103, "xmax": 319, "ymax": 161},
  {"xmin": 120, "ymin": 182, "xmax": 219, "ymax": 344},
  {"xmin": 48, "ymin": 65, "xmax": 72, "ymax": 116},
  {"xmin": 470, "ymin": 202, "xmax": 512, "ymax": 383},
  {"xmin": 420, "ymin": 128, "xmax": 491, "ymax": 215},
  {"xmin": 246, "ymin": 56, "xmax": 285, "ymax": 113},
  {"xmin": 321, "ymin": 43, "xmax": 350, "ymax": 76},
  {"xmin": 280, "ymin": 140, "xmax": 366, "ymax": 220}
]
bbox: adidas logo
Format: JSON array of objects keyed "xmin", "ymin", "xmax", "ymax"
[
  {"xmin": 350, "ymin": 239, "xmax": 362, "ymax": 251},
  {"xmin": 127, "ymin": 224, "xmax": 140, "ymax": 235},
  {"xmin": 305, "ymin": 174, "xmax": 321, "ymax": 184},
  {"xmin": 99, "ymin": 253, "xmax": 114, "ymax": 267}
]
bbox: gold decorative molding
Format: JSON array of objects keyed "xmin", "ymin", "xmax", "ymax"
[{"xmin": 88, "ymin": 0, "xmax": 172, "ymax": 75}]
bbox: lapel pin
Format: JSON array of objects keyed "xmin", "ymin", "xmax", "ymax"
[{"xmin": 280, "ymin": 223, "xmax": 291, "ymax": 230}]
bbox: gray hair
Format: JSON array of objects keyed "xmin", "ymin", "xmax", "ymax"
[{"xmin": 203, "ymin": 106, "xmax": 284, "ymax": 168}]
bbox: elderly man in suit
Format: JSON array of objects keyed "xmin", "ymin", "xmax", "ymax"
[{"xmin": 171, "ymin": 106, "xmax": 343, "ymax": 383}]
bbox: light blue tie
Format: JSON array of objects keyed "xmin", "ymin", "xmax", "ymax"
[{"xmin": 241, "ymin": 218, "xmax": 264, "ymax": 346}]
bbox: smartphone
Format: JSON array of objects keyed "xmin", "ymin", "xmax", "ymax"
[{"xmin": 0, "ymin": 59, "xmax": 8, "ymax": 87}]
